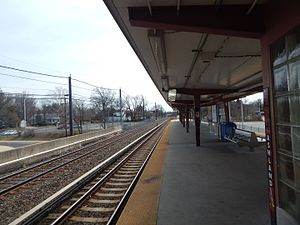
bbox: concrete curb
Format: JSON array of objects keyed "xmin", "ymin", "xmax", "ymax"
[{"xmin": 0, "ymin": 127, "xmax": 121, "ymax": 174}]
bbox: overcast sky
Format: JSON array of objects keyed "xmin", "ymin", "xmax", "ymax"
[
  {"xmin": 0, "ymin": 0, "xmax": 174, "ymax": 110},
  {"xmin": 0, "ymin": 0, "xmax": 261, "ymax": 111}
]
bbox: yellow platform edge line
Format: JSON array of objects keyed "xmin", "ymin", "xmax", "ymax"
[{"xmin": 116, "ymin": 121, "xmax": 172, "ymax": 225}]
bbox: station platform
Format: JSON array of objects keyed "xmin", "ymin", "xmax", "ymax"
[{"xmin": 117, "ymin": 119, "xmax": 270, "ymax": 225}]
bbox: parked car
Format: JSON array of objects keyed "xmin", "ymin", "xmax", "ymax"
[{"xmin": 0, "ymin": 130, "xmax": 18, "ymax": 136}]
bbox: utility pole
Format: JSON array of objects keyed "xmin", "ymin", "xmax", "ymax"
[
  {"xmin": 68, "ymin": 75, "xmax": 73, "ymax": 136},
  {"xmin": 64, "ymin": 96, "xmax": 67, "ymax": 137}
]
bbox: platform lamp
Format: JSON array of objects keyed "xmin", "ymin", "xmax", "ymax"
[
  {"xmin": 148, "ymin": 29, "xmax": 167, "ymax": 75},
  {"xmin": 168, "ymin": 89, "xmax": 177, "ymax": 102},
  {"xmin": 161, "ymin": 75, "xmax": 169, "ymax": 92}
]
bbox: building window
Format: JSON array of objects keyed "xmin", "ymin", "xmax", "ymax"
[{"xmin": 272, "ymin": 24, "xmax": 300, "ymax": 223}]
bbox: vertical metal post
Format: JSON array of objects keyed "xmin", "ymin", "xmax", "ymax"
[
  {"xmin": 216, "ymin": 104, "xmax": 220, "ymax": 139},
  {"xmin": 241, "ymin": 99, "xmax": 244, "ymax": 128},
  {"xmin": 179, "ymin": 109, "xmax": 182, "ymax": 124},
  {"xmin": 194, "ymin": 95, "xmax": 201, "ymax": 146},
  {"xmin": 68, "ymin": 75, "xmax": 73, "ymax": 136},
  {"xmin": 182, "ymin": 108, "xmax": 185, "ymax": 128},
  {"xmin": 224, "ymin": 101, "xmax": 230, "ymax": 122},
  {"xmin": 185, "ymin": 104, "xmax": 189, "ymax": 133},
  {"xmin": 64, "ymin": 97, "xmax": 67, "ymax": 137},
  {"xmin": 228, "ymin": 101, "xmax": 231, "ymax": 122}
]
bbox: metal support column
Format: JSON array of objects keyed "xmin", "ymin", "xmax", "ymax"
[
  {"xmin": 185, "ymin": 104, "xmax": 189, "ymax": 133},
  {"xmin": 179, "ymin": 109, "xmax": 182, "ymax": 124},
  {"xmin": 68, "ymin": 75, "xmax": 73, "ymax": 136},
  {"xmin": 224, "ymin": 101, "xmax": 230, "ymax": 122},
  {"xmin": 194, "ymin": 95, "xmax": 201, "ymax": 146},
  {"xmin": 182, "ymin": 111, "xmax": 185, "ymax": 128}
]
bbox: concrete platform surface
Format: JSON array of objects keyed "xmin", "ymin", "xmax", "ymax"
[
  {"xmin": 117, "ymin": 120, "xmax": 270, "ymax": 225},
  {"xmin": 157, "ymin": 120, "xmax": 270, "ymax": 225}
]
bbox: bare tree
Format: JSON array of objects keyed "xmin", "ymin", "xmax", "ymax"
[
  {"xmin": 90, "ymin": 87, "xmax": 116, "ymax": 128},
  {"xmin": 123, "ymin": 95, "xmax": 133, "ymax": 120},
  {"xmin": 73, "ymin": 99, "xmax": 84, "ymax": 133},
  {"xmin": 131, "ymin": 95, "xmax": 144, "ymax": 121},
  {"xmin": 51, "ymin": 87, "xmax": 68, "ymax": 123}
]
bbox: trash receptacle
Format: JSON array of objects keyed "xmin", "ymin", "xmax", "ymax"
[
  {"xmin": 220, "ymin": 122, "xmax": 237, "ymax": 142},
  {"xmin": 224, "ymin": 122, "xmax": 237, "ymax": 141}
]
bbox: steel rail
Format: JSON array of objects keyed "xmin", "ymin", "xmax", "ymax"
[
  {"xmin": 0, "ymin": 125, "xmax": 151, "ymax": 196},
  {"xmin": 107, "ymin": 125, "xmax": 164, "ymax": 225},
  {"xmin": 0, "ymin": 125, "xmax": 142, "ymax": 181},
  {"xmin": 0, "ymin": 130, "xmax": 120, "ymax": 181},
  {"xmin": 10, "ymin": 120, "xmax": 168, "ymax": 225},
  {"xmin": 50, "ymin": 123, "xmax": 164, "ymax": 225}
]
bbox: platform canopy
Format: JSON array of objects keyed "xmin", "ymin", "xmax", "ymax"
[{"xmin": 104, "ymin": 0, "xmax": 267, "ymax": 107}]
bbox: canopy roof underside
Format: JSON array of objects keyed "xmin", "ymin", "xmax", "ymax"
[{"xmin": 104, "ymin": 0, "xmax": 268, "ymax": 107}]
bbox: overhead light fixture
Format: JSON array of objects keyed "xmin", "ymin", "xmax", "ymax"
[
  {"xmin": 161, "ymin": 75, "xmax": 169, "ymax": 92},
  {"xmin": 168, "ymin": 89, "xmax": 177, "ymax": 102},
  {"xmin": 148, "ymin": 29, "xmax": 167, "ymax": 74}
]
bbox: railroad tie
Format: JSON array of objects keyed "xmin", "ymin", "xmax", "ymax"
[
  {"xmin": 70, "ymin": 216, "xmax": 110, "ymax": 223},
  {"xmin": 101, "ymin": 187, "xmax": 127, "ymax": 192},
  {"xmin": 95, "ymin": 192, "xmax": 124, "ymax": 197},
  {"xmin": 113, "ymin": 174, "xmax": 136, "ymax": 178},
  {"xmin": 88, "ymin": 198, "xmax": 119, "ymax": 204},
  {"xmin": 110, "ymin": 177, "xmax": 132, "ymax": 182},
  {"xmin": 105, "ymin": 182, "xmax": 131, "ymax": 186},
  {"xmin": 80, "ymin": 206, "xmax": 115, "ymax": 212}
]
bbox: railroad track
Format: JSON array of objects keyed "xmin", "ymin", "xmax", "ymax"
[
  {"xmin": 11, "ymin": 120, "xmax": 167, "ymax": 225},
  {"xmin": 0, "ymin": 126, "xmax": 146, "ymax": 196}
]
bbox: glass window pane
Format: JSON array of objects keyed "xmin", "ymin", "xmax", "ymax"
[
  {"xmin": 289, "ymin": 60, "xmax": 300, "ymax": 90},
  {"xmin": 287, "ymin": 25, "xmax": 300, "ymax": 59},
  {"xmin": 292, "ymin": 127, "xmax": 300, "ymax": 158},
  {"xmin": 295, "ymin": 159, "xmax": 300, "ymax": 190},
  {"xmin": 277, "ymin": 125, "xmax": 292, "ymax": 154},
  {"xmin": 278, "ymin": 154, "xmax": 295, "ymax": 185},
  {"xmin": 276, "ymin": 96, "xmax": 290, "ymax": 123},
  {"xmin": 274, "ymin": 66, "xmax": 288, "ymax": 92},
  {"xmin": 272, "ymin": 38, "xmax": 287, "ymax": 67},
  {"xmin": 290, "ymin": 95, "xmax": 300, "ymax": 125},
  {"xmin": 279, "ymin": 182, "xmax": 300, "ymax": 223},
  {"xmin": 296, "ymin": 192, "xmax": 300, "ymax": 223},
  {"xmin": 279, "ymin": 182, "xmax": 297, "ymax": 216}
]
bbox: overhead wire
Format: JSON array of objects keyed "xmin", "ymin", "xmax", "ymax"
[
  {"xmin": 0, "ymin": 72, "xmax": 67, "ymax": 86},
  {"xmin": 0, "ymin": 64, "xmax": 67, "ymax": 79},
  {"xmin": 0, "ymin": 64, "xmax": 130, "ymax": 106},
  {"xmin": 72, "ymin": 78, "xmax": 118, "ymax": 91},
  {"xmin": 0, "ymin": 64, "xmax": 119, "ymax": 94},
  {"xmin": 0, "ymin": 54, "xmax": 68, "ymax": 75}
]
